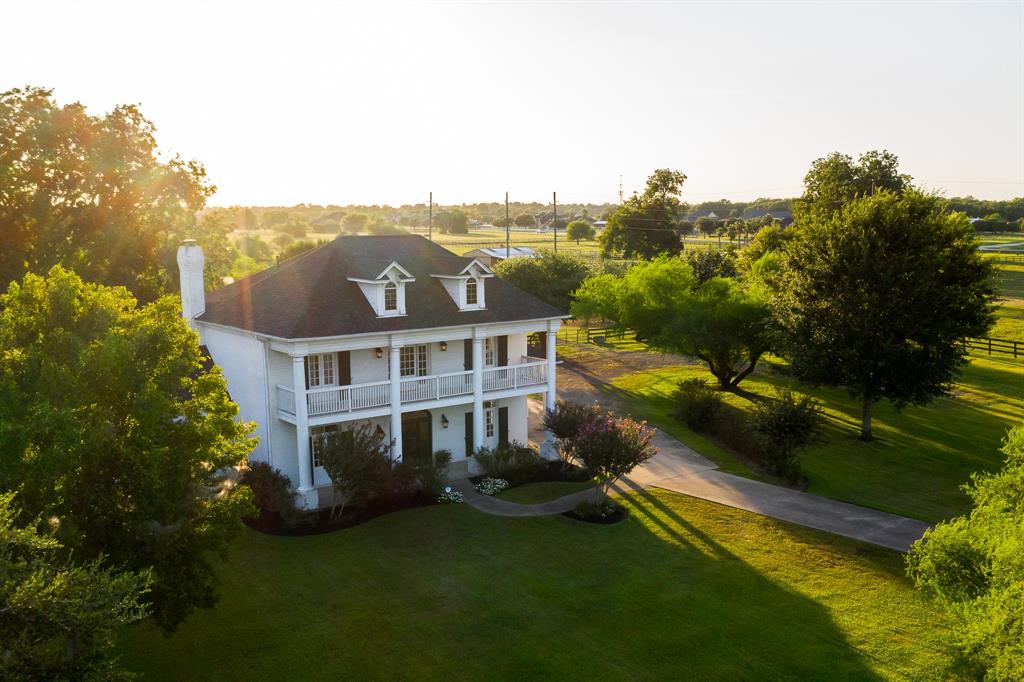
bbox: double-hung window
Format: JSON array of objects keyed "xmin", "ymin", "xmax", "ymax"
[
  {"xmin": 484, "ymin": 400, "xmax": 496, "ymax": 438},
  {"xmin": 484, "ymin": 337, "xmax": 496, "ymax": 367},
  {"xmin": 399, "ymin": 344, "xmax": 429, "ymax": 377},
  {"xmin": 384, "ymin": 282, "xmax": 398, "ymax": 312},
  {"xmin": 466, "ymin": 277, "xmax": 478, "ymax": 306},
  {"xmin": 309, "ymin": 424, "xmax": 339, "ymax": 468},
  {"xmin": 306, "ymin": 353, "xmax": 336, "ymax": 388}
]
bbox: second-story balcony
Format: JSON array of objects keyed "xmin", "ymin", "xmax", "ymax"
[{"xmin": 276, "ymin": 356, "xmax": 549, "ymax": 423}]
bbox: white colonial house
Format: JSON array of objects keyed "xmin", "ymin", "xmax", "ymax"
[{"xmin": 177, "ymin": 235, "xmax": 566, "ymax": 508}]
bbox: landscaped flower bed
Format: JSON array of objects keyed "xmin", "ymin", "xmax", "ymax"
[{"xmin": 563, "ymin": 499, "xmax": 628, "ymax": 525}]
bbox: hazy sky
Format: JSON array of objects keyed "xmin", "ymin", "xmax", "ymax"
[{"xmin": 4, "ymin": 1, "xmax": 1023, "ymax": 206}]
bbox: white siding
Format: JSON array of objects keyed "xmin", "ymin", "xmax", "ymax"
[
  {"xmin": 350, "ymin": 348, "xmax": 388, "ymax": 384},
  {"xmin": 200, "ymin": 325, "xmax": 271, "ymax": 466}
]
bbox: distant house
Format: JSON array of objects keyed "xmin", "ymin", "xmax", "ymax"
[
  {"xmin": 739, "ymin": 207, "xmax": 794, "ymax": 226},
  {"xmin": 593, "ymin": 220, "xmax": 608, "ymax": 230},
  {"xmin": 463, "ymin": 246, "xmax": 539, "ymax": 267}
]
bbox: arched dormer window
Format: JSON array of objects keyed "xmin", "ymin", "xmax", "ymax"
[
  {"xmin": 465, "ymin": 277, "xmax": 478, "ymax": 306},
  {"xmin": 384, "ymin": 281, "xmax": 398, "ymax": 311}
]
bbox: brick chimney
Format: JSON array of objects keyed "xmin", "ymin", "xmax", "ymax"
[{"xmin": 176, "ymin": 239, "xmax": 205, "ymax": 331}]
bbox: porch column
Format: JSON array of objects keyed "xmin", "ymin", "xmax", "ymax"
[
  {"xmin": 545, "ymin": 323, "xmax": 557, "ymax": 412},
  {"xmin": 389, "ymin": 343, "xmax": 403, "ymax": 461},
  {"xmin": 292, "ymin": 355, "xmax": 314, "ymax": 497},
  {"xmin": 472, "ymin": 333, "xmax": 484, "ymax": 453}
]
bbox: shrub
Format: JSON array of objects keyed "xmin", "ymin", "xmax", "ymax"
[
  {"xmin": 474, "ymin": 441, "xmax": 542, "ymax": 483},
  {"xmin": 240, "ymin": 462, "xmax": 302, "ymax": 526},
  {"xmin": 408, "ymin": 449, "xmax": 452, "ymax": 495},
  {"xmin": 749, "ymin": 390, "xmax": 822, "ymax": 480},
  {"xmin": 437, "ymin": 487, "xmax": 463, "ymax": 504},
  {"xmin": 674, "ymin": 378, "xmax": 724, "ymax": 430},
  {"xmin": 573, "ymin": 415, "xmax": 658, "ymax": 500},
  {"xmin": 543, "ymin": 400, "xmax": 602, "ymax": 467},
  {"xmin": 474, "ymin": 477, "xmax": 510, "ymax": 495}
]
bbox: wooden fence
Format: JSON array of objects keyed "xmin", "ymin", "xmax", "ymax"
[{"xmin": 558, "ymin": 325, "xmax": 1024, "ymax": 361}]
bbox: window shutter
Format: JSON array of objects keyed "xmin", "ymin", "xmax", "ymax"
[
  {"xmin": 463, "ymin": 340, "xmax": 473, "ymax": 371},
  {"xmin": 464, "ymin": 411, "xmax": 474, "ymax": 457},
  {"xmin": 499, "ymin": 406, "xmax": 509, "ymax": 445},
  {"xmin": 497, "ymin": 335, "xmax": 508, "ymax": 367},
  {"xmin": 303, "ymin": 356, "xmax": 310, "ymax": 389},
  {"xmin": 337, "ymin": 351, "xmax": 351, "ymax": 386}
]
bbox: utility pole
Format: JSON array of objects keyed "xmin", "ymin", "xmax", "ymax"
[
  {"xmin": 505, "ymin": 191, "xmax": 510, "ymax": 258},
  {"xmin": 428, "ymin": 191, "xmax": 433, "ymax": 241},
  {"xmin": 619, "ymin": 175, "xmax": 624, "ymax": 204},
  {"xmin": 553, "ymin": 191, "xmax": 557, "ymax": 254}
]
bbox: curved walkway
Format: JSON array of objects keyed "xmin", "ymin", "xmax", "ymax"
[{"xmin": 467, "ymin": 384, "xmax": 931, "ymax": 551}]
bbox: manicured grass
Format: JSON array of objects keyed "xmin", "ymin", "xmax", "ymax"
[
  {"xmin": 611, "ymin": 355, "xmax": 1024, "ymax": 522},
  {"xmin": 118, "ymin": 490, "xmax": 949, "ymax": 680},
  {"xmin": 496, "ymin": 480, "xmax": 595, "ymax": 504}
]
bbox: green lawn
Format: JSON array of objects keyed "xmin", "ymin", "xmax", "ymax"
[
  {"xmin": 611, "ymin": 355, "xmax": 1024, "ymax": 522},
  {"xmin": 118, "ymin": 490, "xmax": 949, "ymax": 680},
  {"xmin": 496, "ymin": 480, "xmax": 595, "ymax": 504}
]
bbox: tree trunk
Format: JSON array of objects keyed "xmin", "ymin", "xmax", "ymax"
[{"xmin": 860, "ymin": 398, "xmax": 873, "ymax": 442}]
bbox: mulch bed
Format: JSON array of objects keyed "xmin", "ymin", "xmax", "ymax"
[
  {"xmin": 244, "ymin": 491, "xmax": 436, "ymax": 536},
  {"xmin": 562, "ymin": 500, "xmax": 628, "ymax": 525}
]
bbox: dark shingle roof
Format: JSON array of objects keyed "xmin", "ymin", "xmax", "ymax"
[{"xmin": 200, "ymin": 235, "xmax": 565, "ymax": 339}]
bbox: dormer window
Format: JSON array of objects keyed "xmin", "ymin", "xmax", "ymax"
[
  {"xmin": 384, "ymin": 282, "xmax": 398, "ymax": 311},
  {"xmin": 466, "ymin": 278, "xmax": 478, "ymax": 306},
  {"xmin": 431, "ymin": 258, "xmax": 494, "ymax": 311}
]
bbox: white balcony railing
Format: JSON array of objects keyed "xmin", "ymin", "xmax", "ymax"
[{"xmin": 276, "ymin": 357, "xmax": 549, "ymax": 419}]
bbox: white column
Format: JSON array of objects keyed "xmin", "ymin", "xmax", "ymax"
[
  {"xmin": 545, "ymin": 326, "xmax": 557, "ymax": 412},
  {"xmin": 389, "ymin": 344, "xmax": 403, "ymax": 461},
  {"xmin": 472, "ymin": 335, "xmax": 484, "ymax": 452},
  {"xmin": 292, "ymin": 356, "xmax": 313, "ymax": 497}
]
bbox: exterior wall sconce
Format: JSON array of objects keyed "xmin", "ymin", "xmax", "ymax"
[
  {"xmin": 375, "ymin": 347, "xmax": 383, "ymax": 358},
  {"xmin": 440, "ymin": 414, "xmax": 449, "ymax": 429},
  {"xmin": 440, "ymin": 341, "xmax": 448, "ymax": 351}
]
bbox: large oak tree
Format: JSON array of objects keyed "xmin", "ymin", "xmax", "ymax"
[
  {"xmin": 599, "ymin": 169, "xmax": 687, "ymax": 258},
  {"xmin": 777, "ymin": 190, "xmax": 995, "ymax": 440},
  {"xmin": 0, "ymin": 86, "xmax": 229, "ymax": 301},
  {"xmin": 0, "ymin": 267, "xmax": 256, "ymax": 631}
]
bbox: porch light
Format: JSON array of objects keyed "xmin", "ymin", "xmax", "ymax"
[
  {"xmin": 440, "ymin": 341, "xmax": 448, "ymax": 351},
  {"xmin": 375, "ymin": 347, "xmax": 383, "ymax": 358},
  {"xmin": 441, "ymin": 414, "xmax": 449, "ymax": 428}
]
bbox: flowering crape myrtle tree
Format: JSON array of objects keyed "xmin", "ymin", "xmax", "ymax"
[{"xmin": 572, "ymin": 414, "xmax": 658, "ymax": 501}]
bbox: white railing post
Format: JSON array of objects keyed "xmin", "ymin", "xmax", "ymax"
[
  {"xmin": 389, "ymin": 343, "xmax": 403, "ymax": 462},
  {"xmin": 291, "ymin": 355, "xmax": 314, "ymax": 503}
]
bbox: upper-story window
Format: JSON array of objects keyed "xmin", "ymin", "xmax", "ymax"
[
  {"xmin": 399, "ymin": 344, "xmax": 429, "ymax": 377},
  {"xmin": 384, "ymin": 282, "xmax": 398, "ymax": 311},
  {"xmin": 306, "ymin": 353, "xmax": 336, "ymax": 388},
  {"xmin": 484, "ymin": 337, "xmax": 496, "ymax": 367},
  {"xmin": 466, "ymin": 277, "xmax": 478, "ymax": 306}
]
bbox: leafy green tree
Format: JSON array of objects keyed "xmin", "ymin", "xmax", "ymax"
[
  {"xmin": 566, "ymin": 220, "xmax": 595, "ymax": 243},
  {"xmin": 797, "ymin": 149, "xmax": 911, "ymax": 218},
  {"xmin": 436, "ymin": 209, "xmax": 470, "ymax": 234},
  {"xmin": 493, "ymin": 251, "xmax": 590, "ymax": 312},
  {"xmin": 343, "ymin": 213, "xmax": 368, "ymax": 233},
  {"xmin": 0, "ymin": 492, "xmax": 152, "ymax": 680},
  {"xmin": 278, "ymin": 239, "xmax": 325, "ymax": 261},
  {"xmin": 778, "ymin": 190, "xmax": 995, "ymax": 440},
  {"xmin": 278, "ymin": 216, "xmax": 310, "ymax": 238},
  {"xmin": 573, "ymin": 257, "xmax": 772, "ymax": 389},
  {"xmin": 696, "ymin": 216, "xmax": 719, "ymax": 238},
  {"xmin": 686, "ymin": 248, "xmax": 737, "ymax": 284},
  {"xmin": 599, "ymin": 169, "xmax": 687, "ymax": 258},
  {"xmin": 741, "ymin": 224, "xmax": 793, "ymax": 265},
  {"xmin": 238, "ymin": 207, "xmax": 259, "ymax": 230},
  {"xmin": 0, "ymin": 87, "xmax": 215, "ymax": 302},
  {"xmin": 514, "ymin": 213, "xmax": 537, "ymax": 228},
  {"xmin": 0, "ymin": 267, "xmax": 257, "ymax": 632},
  {"xmin": 907, "ymin": 424, "xmax": 1024, "ymax": 680},
  {"xmin": 240, "ymin": 235, "xmax": 272, "ymax": 261}
]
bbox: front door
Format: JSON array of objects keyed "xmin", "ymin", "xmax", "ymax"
[{"xmin": 401, "ymin": 410, "xmax": 433, "ymax": 465}]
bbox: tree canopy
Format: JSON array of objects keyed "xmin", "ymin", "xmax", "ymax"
[
  {"xmin": 0, "ymin": 87, "xmax": 218, "ymax": 302},
  {"xmin": 599, "ymin": 169, "xmax": 687, "ymax": 258},
  {"xmin": 777, "ymin": 190, "xmax": 995, "ymax": 439},
  {"xmin": 566, "ymin": 220, "xmax": 595, "ymax": 243},
  {"xmin": 493, "ymin": 251, "xmax": 591, "ymax": 313},
  {"xmin": 436, "ymin": 209, "xmax": 469, "ymax": 234},
  {"xmin": 572, "ymin": 256, "xmax": 772, "ymax": 389},
  {"xmin": 796, "ymin": 149, "xmax": 911, "ymax": 218},
  {"xmin": 0, "ymin": 267, "xmax": 256, "ymax": 632},
  {"xmin": 907, "ymin": 424, "xmax": 1024, "ymax": 680}
]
